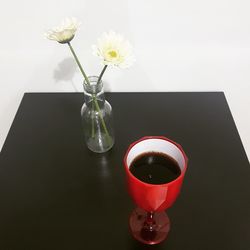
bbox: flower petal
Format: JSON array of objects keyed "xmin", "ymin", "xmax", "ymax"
[
  {"xmin": 45, "ymin": 17, "xmax": 80, "ymax": 43},
  {"xmin": 92, "ymin": 31, "xmax": 135, "ymax": 68}
]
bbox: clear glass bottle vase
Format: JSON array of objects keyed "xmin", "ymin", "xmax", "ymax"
[{"xmin": 81, "ymin": 76, "xmax": 115, "ymax": 153}]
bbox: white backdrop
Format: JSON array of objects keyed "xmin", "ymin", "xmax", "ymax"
[{"xmin": 0, "ymin": 0, "xmax": 249, "ymax": 160}]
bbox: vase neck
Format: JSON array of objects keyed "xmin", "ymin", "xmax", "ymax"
[{"xmin": 83, "ymin": 76, "xmax": 105, "ymax": 107}]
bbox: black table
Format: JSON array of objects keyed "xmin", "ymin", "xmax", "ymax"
[{"xmin": 0, "ymin": 92, "xmax": 249, "ymax": 250}]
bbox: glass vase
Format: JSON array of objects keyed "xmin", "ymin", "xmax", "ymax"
[{"xmin": 81, "ymin": 76, "xmax": 115, "ymax": 153}]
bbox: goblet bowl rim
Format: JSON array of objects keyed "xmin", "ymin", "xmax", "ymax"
[{"xmin": 123, "ymin": 136, "xmax": 188, "ymax": 187}]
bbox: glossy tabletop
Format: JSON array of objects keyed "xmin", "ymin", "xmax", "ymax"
[{"xmin": 0, "ymin": 92, "xmax": 249, "ymax": 250}]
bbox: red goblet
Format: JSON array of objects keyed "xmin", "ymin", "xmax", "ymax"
[{"xmin": 124, "ymin": 136, "xmax": 188, "ymax": 245}]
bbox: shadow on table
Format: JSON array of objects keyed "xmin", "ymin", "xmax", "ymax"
[
  {"xmin": 128, "ymin": 237, "xmax": 163, "ymax": 250},
  {"xmin": 53, "ymin": 57, "xmax": 78, "ymax": 91}
]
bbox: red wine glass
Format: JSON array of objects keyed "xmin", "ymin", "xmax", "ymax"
[{"xmin": 124, "ymin": 136, "xmax": 188, "ymax": 245}]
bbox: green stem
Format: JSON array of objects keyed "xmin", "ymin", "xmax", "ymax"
[
  {"xmin": 67, "ymin": 42, "xmax": 90, "ymax": 85},
  {"xmin": 97, "ymin": 65, "xmax": 108, "ymax": 84},
  {"xmin": 93, "ymin": 95, "xmax": 111, "ymax": 144},
  {"xmin": 91, "ymin": 100, "xmax": 95, "ymax": 138},
  {"xmin": 95, "ymin": 66, "xmax": 110, "ymax": 141}
]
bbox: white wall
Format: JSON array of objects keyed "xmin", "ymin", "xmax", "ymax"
[{"xmin": 0, "ymin": 0, "xmax": 249, "ymax": 160}]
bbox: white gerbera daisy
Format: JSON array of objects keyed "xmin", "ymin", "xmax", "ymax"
[
  {"xmin": 45, "ymin": 17, "xmax": 80, "ymax": 44},
  {"xmin": 92, "ymin": 31, "xmax": 135, "ymax": 68}
]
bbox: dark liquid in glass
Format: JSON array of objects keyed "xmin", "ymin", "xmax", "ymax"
[{"xmin": 130, "ymin": 152, "xmax": 181, "ymax": 184}]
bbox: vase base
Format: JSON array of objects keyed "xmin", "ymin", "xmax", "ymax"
[{"xmin": 86, "ymin": 135, "xmax": 114, "ymax": 153}]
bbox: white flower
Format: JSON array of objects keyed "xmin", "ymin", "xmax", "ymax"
[
  {"xmin": 45, "ymin": 17, "xmax": 80, "ymax": 44},
  {"xmin": 92, "ymin": 31, "xmax": 135, "ymax": 68}
]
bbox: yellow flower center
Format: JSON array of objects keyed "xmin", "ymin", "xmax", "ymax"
[{"xmin": 108, "ymin": 50, "xmax": 117, "ymax": 58}]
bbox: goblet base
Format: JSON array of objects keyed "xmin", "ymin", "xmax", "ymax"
[{"xmin": 129, "ymin": 207, "xmax": 170, "ymax": 245}]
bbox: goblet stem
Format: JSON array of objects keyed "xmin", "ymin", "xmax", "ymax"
[
  {"xmin": 129, "ymin": 207, "xmax": 170, "ymax": 245},
  {"xmin": 141, "ymin": 211, "xmax": 157, "ymax": 241},
  {"xmin": 145, "ymin": 212, "xmax": 155, "ymax": 231}
]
